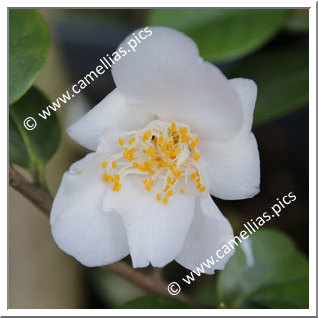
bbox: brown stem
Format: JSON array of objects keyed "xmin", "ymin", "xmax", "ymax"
[
  {"xmin": 151, "ymin": 267, "xmax": 163, "ymax": 281},
  {"xmin": 106, "ymin": 262, "xmax": 195, "ymax": 305},
  {"xmin": 9, "ymin": 164, "xmax": 202, "ymax": 308},
  {"xmin": 9, "ymin": 164, "xmax": 52, "ymax": 217}
]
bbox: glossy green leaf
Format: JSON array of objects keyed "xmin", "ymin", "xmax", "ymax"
[
  {"xmin": 9, "ymin": 9, "xmax": 50, "ymax": 104},
  {"xmin": 217, "ymin": 229, "xmax": 309, "ymax": 309},
  {"xmin": 226, "ymin": 45, "xmax": 309, "ymax": 126},
  {"xmin": 9, "ymin": 87, "xmax": 61, "ymax": 177},
  {"xmin": 147, "ymin": 9, "xmax": 287, "ymax": 62},
  {"xmin": 118, "ymin": 296, "xmax": 192, "ymax": 309}
]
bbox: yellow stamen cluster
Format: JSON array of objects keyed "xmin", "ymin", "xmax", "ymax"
[
  {"xmin": 190, "ymin": 171, "xmax": 206, "ymax": 192},
  {"xmin": 101, "ymin": 121, "xmax": 206, "ymax": 204}
]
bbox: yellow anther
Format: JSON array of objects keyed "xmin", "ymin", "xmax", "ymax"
[
  {"xmin": 128, "ymin": 148, "xmax": 135, "ymax": 161},
  {"xmin": 166, "ymin": 190, "xmax": 173, "ymax": 197},
  {"xmin": 190, "ymin": 137, "xmax": 200, "ymax": 150},
  {"xmin": 115, "ymin": 174, "xmax": 120, "ymax": 182},
  {"xmin": 149, "ymin": 178, "xmax": 154, "ymax": 186},
  {"xmin": 163, "ymin": 184, "xmax": 170, "ymax": 192},
  {"xmin": 147, "ymin": 147, "xmax": 155, "ymax": 158},
  {"xmin": 112, "ymin": 161, "xmax": 117, "ymax": 169},
  {"xmin": 173, "ymin": 169, "xmax": 182, "ymax": 179},
  {"xmin": 179, "ymin": 126, "xmax": 188, "ymax": 135},
  {"xmin": 170, "ymin": 122, "xmax": 176, "ymax": 133},
  {"xmin": 101, "ymin": 161, "xmax": 107, "ymax": 169},
  {"xmin": 145, "ymin": 184, "xmax": 152, "ymax": 192},
  {"xmin": 112, "ymin": 183, "xmax": 121, "ymax": 192},
  {"xmin": 180, "ymin": 189, "xmax": 185, "ymax": 193},
  {"xmin": 193, "ymin": 151, "xmax": 201, "ymax": 161},
  {"xmin": 156, "ymin": 193, "xmax": 161, "ymax": 201},
  {"xmin": 129, "ymin": 137, "xmax": 136, "ymax": 145},
  {"xmin": 162, "ymin": 197, "xmax": 168, "ymax": 204},
  {"xmin": 143, "ymin": 178, "xmax": 148, "ymax": 185},
  {"xmin": 133, "ymin": 161, "xmax": 138, "ymax": 168},
  {"xmin": 199, "ymin": 186, "xmax": 206, "ymax": 192},
  {"xmin": 181, "ymin": 134, "xmax": 190, "ymax": 143},
  {"xmin": 124, "ymin": 148, "xmax": 129, "ymax": 160},
  {"xmin": 118, "ymin": 138, "xmax": 124, "ymax": 146},
  {"xmin": 158, "ymin": 135, "xmax": 164, "ymax": 144},
  {"xmin": 104, "ymin": 174, "xmax": 114, "ymax": 183},
  {"xmin": 108, "ymin": 175, "xmax": 114, "ymax": 183},
  {"xmin": 143, "ymin": 130, "xmax": 152, "ymax": 142},
  {"xmin": 124, "ymin": 148, "xmax": 135, "ymax": 161},
  {"xmin": 191, "ymin": 171, "xmax": 198, "ymax": 180}
]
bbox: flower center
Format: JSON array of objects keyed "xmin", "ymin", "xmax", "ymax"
[{"xmin": 100, "ymin": 120, "xmax": 206, "ymax": 204}]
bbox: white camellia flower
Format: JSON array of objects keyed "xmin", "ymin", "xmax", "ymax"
[{"xmin": 50, "ymin": 27, "xmax": 260, "ymax": 274}]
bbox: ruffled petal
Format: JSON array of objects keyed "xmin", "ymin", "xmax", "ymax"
[
  {"xmin": 50, "ymin": 153, "xmax": 129, "ymax": 267},
  {"xmin": 200, "ymin": 77, "xmax": 260, "ymax": 200},
  {"xmin": 200, "ymin": 133, "xmax": 260, "ymax": 200},
  {"xmin": 175, "ymin": 194, "xmax": 234, "ymax": 274},
  {"xmin": 102, "ymin": 176, "xmax": 195, "ymax": 268},
  {"xmin": 112, "ymin": 27, "xmax": 243, "ymax": 140},
  {"xmin": 67, "ymin": 89, "xmax": 154, "ymax": 151},
  {"xmin": 229, "ymin": 78, "xmax": 257, "ymax": 133}
]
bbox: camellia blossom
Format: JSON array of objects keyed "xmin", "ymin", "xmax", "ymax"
[{"xmin": 50, "ymin": 27, "xmax": 260, "ymax": 274}]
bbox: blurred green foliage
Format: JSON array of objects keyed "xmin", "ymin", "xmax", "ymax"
[
  {"xmin": 9, "ymin": 9, "xmax": 59, "ymax": 186},
  {"xmin": 217, "ymin": 229, "xmax": 309, "ymax": 308},
  {"xmin": 148, "ymin": 9, "xmax": 287, "ymax": 62},
  {"xmin": 227, "ymin": 45, "xmax": 309, "ymax": 126},
  {"xmin": 9, "ymin": 9, "xmax": 50, "ymax": 104},
  {"xmin": 9, "ymin": 88, "xmax": 61, "ymax": 185}
]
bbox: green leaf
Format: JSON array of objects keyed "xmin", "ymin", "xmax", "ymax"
[
  {"xmin": 217, "ymin": 229, "xmax": 309, "ymax": 309},
  {"xmin": 9, "ymin": 9, "xmax": 50, "ymax": 104},
  {"xmin": 118, "ymin": 296, "xmax": 192, "ymax": 309},
  {"xmin": 226, "ymin": 45, "xmax": 309, "ymax": 126},
  {"xmin": 9, "ymin": 87, "xmax": 61, "ymax": 184},
  {"xmin": 147, "ymin": 9, "xmax": 287, "ymax": 62}
]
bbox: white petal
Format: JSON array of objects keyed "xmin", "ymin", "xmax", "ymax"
[
  {"xmin": 199, "ymin": 78, "xmax": 259, "ymax": 200},
  {"xmin": 229, "ymin": 78, "xmax": 257, "ymax": 133},
  {"xmin": 112, "ymin": 27, "xmax": 243, "ymax": 140},
  {"xmin": 176, "ymin": 194, "xmax": 234, "ymax": 274},
  {"xmin": 103, "ymin": 176, "xmax": 195, "ymax": 268},
  {"xmin": 50, "ymin": 153, "xmax": 129, "ymax": 267},
  {"xmin": 201, "ymin": 133, "xmax": 260, "ymax": 200},
  {"xmin": 67, "ymin": 89, "xmax": 154, "ymax": 151}
]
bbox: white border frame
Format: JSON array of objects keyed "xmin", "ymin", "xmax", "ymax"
[{"xmin": 3, "ymin": 1, "xmax": 316, "ymax": 316}]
